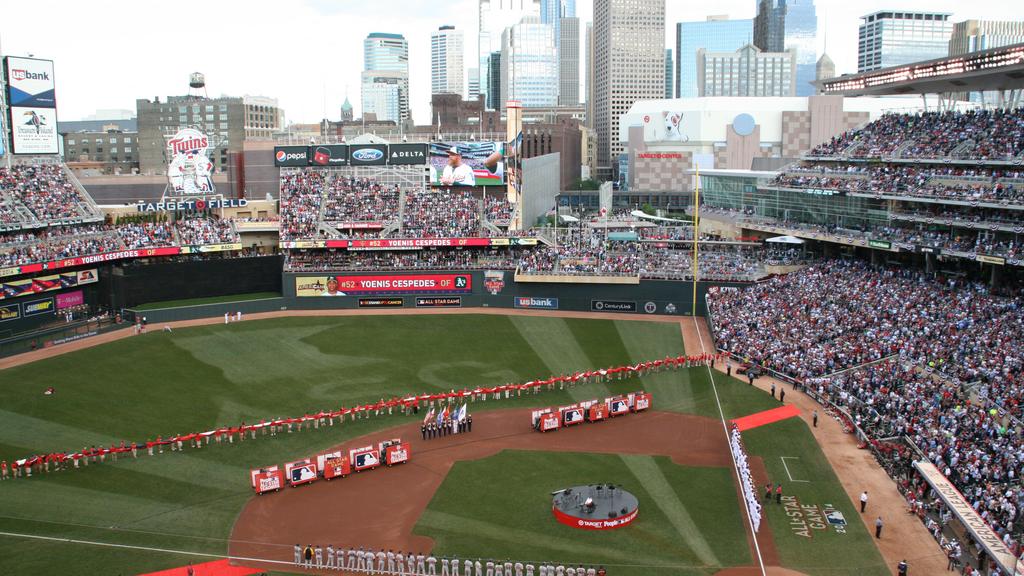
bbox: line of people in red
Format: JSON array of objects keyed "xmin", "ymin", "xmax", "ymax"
[{"xmin": 0, "ymin": 352, "xmax": 724, "ymax": 480}]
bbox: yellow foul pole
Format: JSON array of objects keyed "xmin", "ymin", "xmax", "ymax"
[{"xmin": 692, "ymin": 166, "xmax": 700, "ymax": 316}]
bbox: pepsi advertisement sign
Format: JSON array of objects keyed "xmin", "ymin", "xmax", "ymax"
[
  {"xmin": 311, "ymin": 145, "xmax": 348, "ymax": 166},
  {"xmin": 349, "ymin": 145, "xmax": 388, "ymax": 166},
  {"xmin": 274, "ymin": 146, "xmax": 310, "ymax": 167},
  {"xmin": 388, "ymin": 143, "xmax": 428, "ymax": 165}
]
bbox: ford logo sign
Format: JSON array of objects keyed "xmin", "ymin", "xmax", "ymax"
[{"xmin": 352, "ymin": 148, "xmax": 383, "ymax": 161}]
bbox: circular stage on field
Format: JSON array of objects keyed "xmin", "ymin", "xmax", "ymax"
[{"xmin": 551, "ymin": 484, "xmax": 639, "ymax": 530}]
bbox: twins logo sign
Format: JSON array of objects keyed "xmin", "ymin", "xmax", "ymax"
[{"xmin": 167, "ymin": 128, "xmax": 214, "ymax": 195}]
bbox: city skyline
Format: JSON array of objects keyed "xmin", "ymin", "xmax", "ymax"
[{"xmin": 1, "ymin": 0, "xmax": 1020, "ymax": 125}]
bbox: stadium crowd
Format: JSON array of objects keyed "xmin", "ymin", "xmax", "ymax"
[
  {"xmin": 709, "ymin": 261, "xmax": 1024, "ymax": 554},
  {"xmin": 321, "ymin": 176, "xmax": 401, "ymax": 228},
  {"xmin": 746, "ymin": 219, "xmax": 1023, "ymax": 261},
  {"xmin": 285, "ymin": 249, "xmax": 523, "ymax": 272},
  {"xmin": 0, "ymin": 215, "xmax": 241, "ymax": 268},
  {"xmin": 175, "ymin": 216, "xmax": 238, "ymax": 245},
  {"xmin": 772, "ymin": 164, "xmax": 1024, "ymax": 204},
  {"xmin": 280, "ymin": 170, "xmax": 326, "ymax": 240},
  {"xmin": 116, "ymin": 221, "xmax": 176, "ymax": 249},
  {"xmin": 399, "ymin": 189, "xmax": 481, "ymax": 238},
  {"xmin": 0, "ymin": 224, "xmax": 122, "ymax": 267},
  {"xmin": 516, "ymin": 228, "xmax": 764, "ymax": 280},
  {"xmin": 809, "ymin": 108, "xmax": 1024, "ymax": 160},
  {"xmin": 484, "ymin": 193, "xmax": 515, "ymax": 225},
  {"xmin": 0, "ymin": 163, "xmax": 99, "ymax": 226}
]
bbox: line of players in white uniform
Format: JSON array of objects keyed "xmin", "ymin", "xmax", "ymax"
[{"xmin": 293, "ymin": 545, "xmax": 607, "ymax": 576}]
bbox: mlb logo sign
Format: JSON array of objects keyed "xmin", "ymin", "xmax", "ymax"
[
  {"xmin": 609, "ymin": 400, "xmax": 630, "ymax": 416},
  {"xmin": 562, "ymin": 408, "xmax": 584, "ymax": 426},
  {"xmin": 351, "ymin": 448, "xmax": 380, "ymax": 470}
]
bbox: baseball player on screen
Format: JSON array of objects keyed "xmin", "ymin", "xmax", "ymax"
[{"xmin": 441, "ymin": 147, "xmax": 476, "ymax": 186}]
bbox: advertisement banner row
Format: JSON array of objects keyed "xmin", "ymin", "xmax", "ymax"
[
  {"xmin": 0, "ymin": 295, "xmax": 58, "ymax": 322},
  {"xmin": 275, "ymin": 143, "xmax": 428, "ymax": 168},
  {"xmin": 1, "ymin": 270, "xmax": 98, "ymax": 303},
  {"xmin": 280, "ymin": 237, "xmax": 538, "ymax": 250},
  {"xmin": 0, "ymin": 244, "xmax": 242, "ymax": 279},
  {"xmin": 275, "ymin": 140, "xmax": 507, "ymax": 187},
  {"xmin": 295, "ymin": 274, "xmax": 471, "ymax": 297}
]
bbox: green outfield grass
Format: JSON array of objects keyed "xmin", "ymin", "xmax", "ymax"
[
  {"xmin": 741, "ymin": 417, "xmax": 889, "ymax": 576},
  {"xmin": 0, "ymin": 314, "xmax": 887, "ymax": 575},
  {"xmin": 132, "ymin": 291, "xmax": 281, "ymax": 310},
  {"xmin": 417, "ymin": 450, "xmax": 749, "ymax": 576}
]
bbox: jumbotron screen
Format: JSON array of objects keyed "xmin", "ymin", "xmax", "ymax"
[{"xmin": 429, "ymin": 141, "xmax": 505, "ymax": 187}]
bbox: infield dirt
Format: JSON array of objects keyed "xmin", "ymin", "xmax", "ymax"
[{"xmin": 228, "ymin": 407, "xmax": 759, "ymax": 574}]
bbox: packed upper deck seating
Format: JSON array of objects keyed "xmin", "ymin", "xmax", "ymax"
[
  {"xmin": 809, "ymin": 108, "xmax": 1024, "ymax": 160},
  {"xmin": 0, "ymin": 163, "xmax": 98, "ymax": 227},
  {"xmin": 321, "ymin": 176, "xmax": 401, "ymax": 229},
  {"xmin": 399, "ymin": 189, "xmax": 481, "ymax": 238},
  {"xmin": 175, "ymin": 216, "xmax": 237, "ymax": 245},
  {"xmin": 279, "ymin": 170, "xmax": 326, "ymax": 241}
]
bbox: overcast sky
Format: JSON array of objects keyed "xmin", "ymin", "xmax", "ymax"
[{"xmin": 1, "ymin": 0, "xmax": 1020, "ymax": 125}]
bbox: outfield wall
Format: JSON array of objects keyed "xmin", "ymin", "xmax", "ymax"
[
  {"xmin": 123, "ymin": 270, "xmax": 748, "ymax": 323},
  {"xmin": 281, "ymin": 270, "xmax": 746, "ymax": 316},
  {"xmin": 107, "ymin": 255, "xmax": 284, "ymax": 310}
]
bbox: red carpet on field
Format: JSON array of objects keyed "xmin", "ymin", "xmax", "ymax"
[
  {"xmin": 731, "ymin": 404, "xmax": 801, "ymax": 432},
  {"xmin": 138, "ymin": 559, "xmax": 261, "ymax": 576}
]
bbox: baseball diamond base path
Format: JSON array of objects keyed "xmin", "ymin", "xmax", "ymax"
[
  {"xmin": 683, "ymin": 319, "xmax": 950, "ymax": 575},
  {"xmin": 229, "ymin": 408, "xmax": 773, "ymax": 575}
]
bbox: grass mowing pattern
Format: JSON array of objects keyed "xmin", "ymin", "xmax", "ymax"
[
  {"xmin": 415, "ymin": 450, "xmax": 749, "ymax": 576},
  {"xmin": 0, "ymin": 314, "xmax": 888, "ymax": 575}
]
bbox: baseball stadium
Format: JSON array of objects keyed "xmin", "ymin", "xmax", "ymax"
[{"xmin": 2, "ymin": 28, "xmax": 1024, "ymax": 576}]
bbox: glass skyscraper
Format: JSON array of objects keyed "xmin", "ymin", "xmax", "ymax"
[
  {"xmin": 541, "ymin": 0, "xmax": 576, "ymax": 45},
  {"xmin": 786, "ymin": 0, "xmax": 817, "ymax": 97},
  {"xmin": 858, "ymin": 11, "xmax": 953, "ymax": 72},
  {"xmin": 431, "ymin": 26, "xmax": 464, "ymax": 96},
  {"xmin": 675, "ymin": 17, "xmax": 753, "ymax": 98},
  {"xmin": 479, "ymin": 0, "xmax": 541, "ymax": 110},
  {"xmin": 665, "ymin": 49, "xmax": 673, "ymax": 98},
  {"xmin": 362, "ymin": 32, "xmax": 409, "ymax": 122},
  {"xmin": 754, "ymin": 0, "xmax": 817, "ymax": 97},
  {"xmin": 501, "ymin": 16, "xmax": 558, "ymax": 108},
  {"xmin": 364, "ymin": 32, "xmax": 408, "ymax": 72}
]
